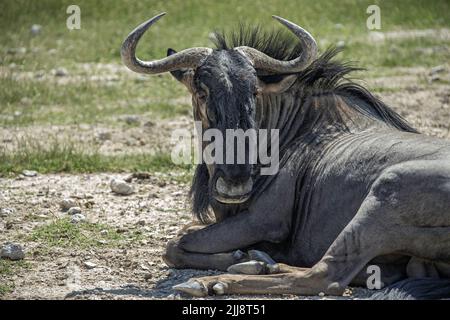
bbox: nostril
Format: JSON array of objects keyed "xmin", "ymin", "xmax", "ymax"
[{"xmin": 225, "ymin": 165, "xmax": 252, "ymax": 183}]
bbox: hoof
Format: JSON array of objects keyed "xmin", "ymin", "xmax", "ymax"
[
  {"xmin": 227, "ymin": 260, "xmax": 266, "ymax": 275},
  {"xmin": 232, "ymin": 249, "xmax": 247, "ymax": 261},
  {"xmin": 173, "ymin": 280, "xmax": 208, "ymax": 297},
  {"xmin": 212, "ymin": 282, "xmax": 228, "ymax": 295},
  {"xmin": 266, "ymin": 263, "xmax": 281, "ymax": 274},
  {"xmin": 248, "ymin": 250, "xmax": 276, "ymax": 265}
]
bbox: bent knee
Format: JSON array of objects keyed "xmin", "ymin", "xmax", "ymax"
[{"xmin": 163, "ymin": 239, "xmax": 186, "ymax": 268}]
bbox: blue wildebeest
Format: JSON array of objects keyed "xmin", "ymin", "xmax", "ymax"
[{"xmin": 121, "ymin": 13, "xmax": 450, "ymax": 299}]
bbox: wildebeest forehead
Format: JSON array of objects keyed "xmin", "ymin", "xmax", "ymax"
[
  {"xmin": 193, "ymin": 50, "xmax": 256, "ymax": 129},
  {"xmin": 195, "ymin": 50, "xmax": 257, "ymax": 94}
]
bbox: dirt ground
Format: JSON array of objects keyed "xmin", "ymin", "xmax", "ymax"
[{"xmin": 1, "ymin": 64, "xmax": 449, "ymax": 300}]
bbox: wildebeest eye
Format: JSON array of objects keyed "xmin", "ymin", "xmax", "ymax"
[{"xmin": 197, "ymin": 91, "xmax": 208, "ymax": 102}]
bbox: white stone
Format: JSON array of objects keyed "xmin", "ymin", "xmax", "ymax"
[
  {"xmin": 22, "ymin": 170, "xmax": 37, "ymax": 177},
  {"xmin": 59, "ymin": 198, "xmax": 77, "ymax": 211},
  {"xmin": 110, "ymin": 178, "xmax": 134, "ymax": 195},
  {"xmin": 70, "ymin": 213, "xmax": 86, "ymax": 224}
]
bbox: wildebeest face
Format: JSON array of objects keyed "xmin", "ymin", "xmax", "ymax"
[
  {"xmin": 121, "ymin": 13, "xmax": 318, "ymax": 204},
  {"xmin": 170, "ymin": 49, "xmax": 258, "ymax": 204}
]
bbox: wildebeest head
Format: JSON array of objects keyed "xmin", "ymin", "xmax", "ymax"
[{"xmin": 121, "ymin": 13, "xmax": 317, "ymax": 204}]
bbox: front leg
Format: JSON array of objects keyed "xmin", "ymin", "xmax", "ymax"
[
  {"xmin": 178, "ymin": 210, "xmax": 283, "ymax": 254},
  {"xmin": 179, "ymin": 171, "xmax": 296, "ymax": 254}
]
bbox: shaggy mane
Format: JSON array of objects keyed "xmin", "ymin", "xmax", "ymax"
[{"xmin": 211, "ymin": 26, "xmax": 418, "ymax": 133}]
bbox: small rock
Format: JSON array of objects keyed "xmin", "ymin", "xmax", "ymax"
[
  {"xmin": 137, "ymin": 220, "xmax": 146, "ymax": 226},
  {"xmin": 22, "ymin": 170, "xmax": 37, "ymax": 177},
  {"xmin": 336, "ymin": 40, "xmax": 346, "ymax": 49},
  {"xmin": 7, "ymin": 47, "xmax": 26, "ymax": 55},
  {"xmin": 59, "ymin": 198, "xmax": 77, "ymax": 211},
  {"xmin": 1, "ymin": 243, "xmax": 25, "ymax": 261},
  {"xmin": 67, "ymin": 207, "xmax": 82, "ymax": 215},
  {"xmin": 70, "ymin": 213, "xmax": 86, "ymax": 224},
  {"xmin": 83, "ymin": 261, "xmax": 97, "ymax": 269},
  {"xmin": 110, "ymin": 178, "xmax": 134, "ymax": 195},
  {"xmin": 143, "ymin": 120, "xmax": 155, "ymax": 128},
  {"xmin": 429, "ymin": 74, "xmax": 441, "ymax": 83},
  {"xmin": 54, "ymin": 68, "xmax": 68, "ymax": 77},
  {"xmin": 120, "ymin": 115, "xmax": 140, "ymax": 125},
  {"xmin": 116, "ymin": 227, "xmax": 127, "ymax": 234},
  {"xmin": 144, "ymin": 273, "xmax": 153, "ymax": 280},
  {"xmin": 318, "ymin": 292, "xmax": 325, "ymax": 297},
  {"xmin": 429, "ymin": 65, "xmax": 445, "ymax": 75},
  {"xmin": 30, "ymin": 24, "xmax": 42, "ymax": 35},
  {"xmin": 97, "ymin": 131, "xmax": 112, "ymax": 141},
  {"xmin": 100, "ymin": 229, "xmax": 109, "ymax": 236},
  {"xmin": 227, "ymin": 260, "xmax": 266, "ymax": 275},
  {"xmin": 0, "ymin": 208, "xmax": 14, "ymax": 217}
]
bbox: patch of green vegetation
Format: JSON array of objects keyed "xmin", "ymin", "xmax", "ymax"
[
  {"xmin": 0, "ymin": 259, "xmax": 30, "ymax": 297},
  {"xmin": 0, "ymin": 74, "xmax": 189, "ymax": 126},
  {"xmin": 0, "ymin": 259, "xmax": 30, "ymax": 276},
  {"xmin": 1, "ymin": 0, "xmax": 448, "ymax": 68},
  {"xmin": 0, "ymin": 140, "xmax": 191, "ymax": 175},
  {"xmin": 29, "ymin": 218, "xmax": 142, "ymax": 249},
  {"xmin": 0, "ymin": 283, "xmax": 15, "ymax": 297}
]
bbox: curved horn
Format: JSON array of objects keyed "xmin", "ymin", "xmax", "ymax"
[
  {"xmin": 235, "ymin": 15, "xmax": 317, "ymax": 75},
  {"xmin": 121, "ymin": 13, "xmax": 212, "ymax": 74}
]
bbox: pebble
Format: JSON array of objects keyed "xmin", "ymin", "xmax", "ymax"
[
  {"xmin": 22, "ymin": 170, "xmax": 37, "ymax": 177},
  {"xmin": 59, "ymin": 198, "xmax": 77, "ymax": 211},
  {"xmin": 83, "ymin": 261, "xmax": 97, "ymax": 269},
  {"xmin": 336, "ymin": 40, "xmax": 346, "ymax": 49},
  {"xmin": 120, "ymin": 115, "xmax": 140, "ymax": 125},
  {"xmin": 67, "ymin": 207, "xmax": 82, "ymax": 215},
  {"xmin": 70, "ymin": 213, "xmax": 86, "ymax": 224},
  {"xmin": 0, "ymin": 208, "xmax": 14, "ymax": 217},
  {"xmin": 110, "ymin": 178, "xmax": 134, "ymax": 195},
  {"xmin": 429, "ymin": 65, "xmax": 445, "ymax": 75},
  {"xmin": 30, "ymin": 24, "xmax": 42, "ymax": 35},
  {"xmin": 144, "ymin": 273, "xmax": 153, "ymax": 280},
  {"xmin": 54, "ymin": 68, "xmax": 68, "ymax": 77},
  {"xmin": 7, "ymin": 47, "xmax": 26, "ymax": 55},
  {"xmin": 1, "ymin": 243, "xmax": 25, "ymax": 261},
  {"xmin": 429, "ymin": 74, "xmax": 441, "ymax": 83},
  {"xmin": 100, "ymin": 229, "xmax": 109, "ymax": 236},
  {"xmin": 97, "ymin": 132, "xmax": 112, "ymax": 141}
]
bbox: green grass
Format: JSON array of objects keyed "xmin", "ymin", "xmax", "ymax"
[
  {"xmin": 0, "ymin": 259, "xmax": 30, "ymax": 276},
  {"xmin": 0, "ymin": 0, "xmax": 448, "ymax": 174},
  {"xmin": 0, "ymin": 140, "xmax": 191, "ymax": 175},
  {"xmin": 0, "ymin": 283, "xmax": 15, "ymax": 297},
  {"xmin": 0, "ymin": 73, "xmax": 190, "ymax": 126},
  {"xmin": 0, "ymin": 259, "xmax": 30, "ymax": 297},
  {"xmin": 1, "ymin": 0, "xmax": 448, "ymax": 68},
  {"xmin": 29, "ymin": 218, "xmax": 141, "ymax": 249}
]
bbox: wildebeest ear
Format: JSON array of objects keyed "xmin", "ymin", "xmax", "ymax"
[
  {"xmin": 167, "ymin": 48, "xmax": 195, "ymax": 91},
  {"xmin": 258, "ymin": 75, "xmax": 297, "ymax": 94}
]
